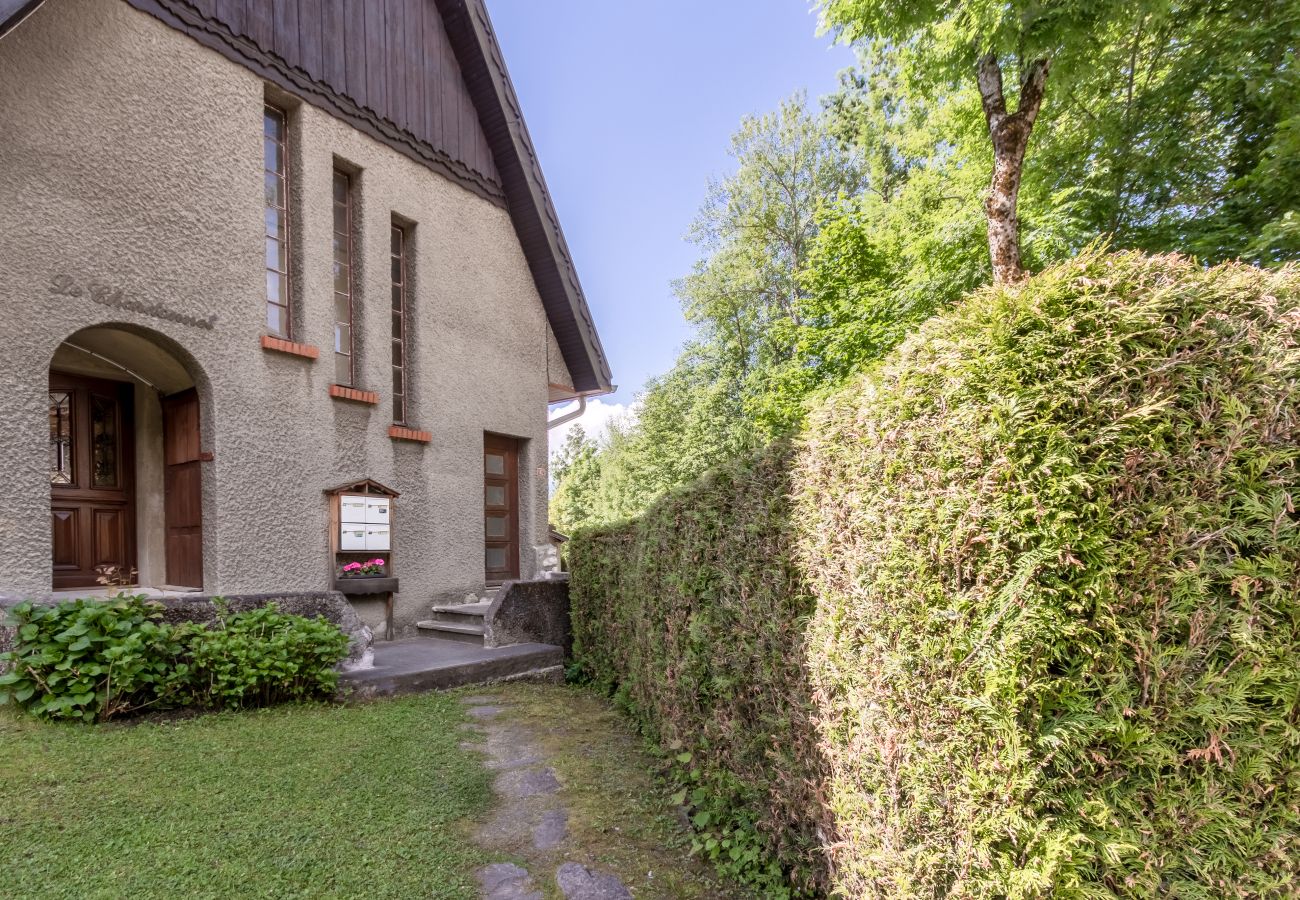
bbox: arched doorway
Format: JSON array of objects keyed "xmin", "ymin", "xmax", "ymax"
[{"xmin": 48, "ymin": 326, "xmax": 206, "ymax": 592}]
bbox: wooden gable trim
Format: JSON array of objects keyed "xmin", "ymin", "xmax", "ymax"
[
  {"xmin": 435, "ymin": 0, "xmax": 613, "ymax": 393},
  {"xmin": 123, "ymin": 0, "xmax": 507, "ymax": 207},
  {"xmin": 0, "ymin": 0, "xmax": 46, "ymax": 39},
  {"xmin": 324, "ymin": 478, "xmax": 400, "ymax": 498}
]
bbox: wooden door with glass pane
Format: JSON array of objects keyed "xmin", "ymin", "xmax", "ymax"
[
  {"xmin": 49, "ymin": 373, "xmax": 136, "ymax": 590},
  {"xmin": 483, "ymin": 434, "xmax": 519, "ymax": 584}
]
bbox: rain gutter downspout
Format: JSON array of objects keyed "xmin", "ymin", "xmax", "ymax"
[
  {"xmin": 546, "ymin": 387, "xmax": 617, "ymax": 431},
  {"xmin": 546, "ymin": 395, "xmax": 586, "ymax": 431}
]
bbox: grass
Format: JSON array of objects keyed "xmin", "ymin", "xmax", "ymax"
[
  {"xmin": 0, "ymin": 694, "xmax": 493, "ymax": 899},
  {"xmin": 483, "ymin": 682, "xmax": 752, "ymax": 899}
]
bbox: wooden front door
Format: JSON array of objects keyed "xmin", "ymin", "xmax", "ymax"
[
  {"xmin": 483, "ymin": 434, "xmax": 519, "ymax": 584},
  {"xmin": 162, "ymin": 389, "xmax": 204, "ymax": 590},
  {"xmin": 49, "ymin": 373, "xmax": 136, "ymax": 590}
]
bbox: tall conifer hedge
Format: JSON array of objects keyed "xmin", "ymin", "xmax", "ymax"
[{"xmin": 569, "ymin": 251, "xmax": 1300, "ymax": 898}]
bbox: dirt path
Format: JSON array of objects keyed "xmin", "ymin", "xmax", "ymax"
[{"xmin": 458, "ymin": 684, "xmax": 749, "ymax": 900}]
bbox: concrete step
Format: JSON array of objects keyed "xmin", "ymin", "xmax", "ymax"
[
  {"xmin": 428, "ymin": 600, "xmax": 492, "ymax": 625},
  {"xmin": 416, "ymin": 619, "xmax": 485, "ymax": 645},
  {"xmin": 341, "ymin": 637, "xmax": 563, "ymax": 699}
]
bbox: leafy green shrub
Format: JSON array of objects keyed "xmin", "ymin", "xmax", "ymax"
[
  {"xmin": 572, "ymin": 251, "xmax": 1300, "ymax": 898},
  {"xmin": 1, "ymin": 599, "xmax": 349, "ymax": 721},
  {"xmin": 0, "ymin": 597, "xmax": 185, "ymax": 722},
  {"xmin": 179, "ymin": 605, "xmax": 350, "ymax": 709}
]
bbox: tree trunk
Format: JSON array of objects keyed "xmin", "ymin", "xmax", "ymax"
[{"xmin": 977, "ymin": 53, "xmax": 1050, "ymax": 284}]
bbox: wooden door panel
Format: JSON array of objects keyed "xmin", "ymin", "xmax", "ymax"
[
  {"xmin": 49, "ymin": 373, "xmax": 135, "ymax": 590},
  {"xmin": 483, "ymin": 434, "xmax": 519, "ymax": 583},
  {"xmin": 163, "ymin": 394, "xmax": 201, "ymax": 465},
  {"xmin": 51, "ymin": 508, "xmax": 80, "ymax": 570},
  {"xmin": 164, "ymin": 465, "xmax": 203, "ymax": 528},
  {"xmin": 92, "ymin": 508, "xmax": 127, "ymax": 569}
]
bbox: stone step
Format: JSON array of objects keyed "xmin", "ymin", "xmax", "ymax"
[
  {"xmin": 428, "ymin": 600, "xmax": 493, "ymax": 625},
  {"xmin": 340, "ymin": 637, "xmax": 563, "ymax": 699},
  {"xmin": 416, "ymin": 618, "xmax": 485, "ymax": 645}
]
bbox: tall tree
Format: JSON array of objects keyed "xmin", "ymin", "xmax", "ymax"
[
  {"xmin": 677, "ymin": 92, "xmax": 863, "ymax": 429},
  {"xmin": 820, "ymin": 0, "xmax": 1150, "ymax": 283}
]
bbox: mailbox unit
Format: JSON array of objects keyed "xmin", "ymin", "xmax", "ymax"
[{"xmin": 326, "ymin": 479, "xmax": 401, "ymax": 638}]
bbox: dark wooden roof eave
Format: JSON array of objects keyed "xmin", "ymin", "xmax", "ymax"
[
  {"xmin": 435, "ymin": 0, "xmax": 613, "ymax": 394},
  {"xmin": 0, "ymin": 0, "xmax": 46, "ymax": 39}
]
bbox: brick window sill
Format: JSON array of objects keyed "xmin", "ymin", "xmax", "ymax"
[
  {"xmin": 261, "ymin": 335, "xmax": 320, "ymax": 359},
  {"xmin": 388, "ymin": 425, "xmax": 431, "ymax": 444},
  {"xmin": 329, "ymin": 384, "xmax": 380, "ymax": 405}
]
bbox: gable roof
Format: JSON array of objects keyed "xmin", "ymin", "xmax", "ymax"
[
  {"xmin": 120, "ymin": 0, "xmax": 613, "ymax": 393},
  {"xmin": 0, "ymin": 0, "xmax": 45, "ymax": 39}
]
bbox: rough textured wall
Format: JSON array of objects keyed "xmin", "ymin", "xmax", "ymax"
[{"xmin": 0, "ymin": 0, "xmax": 557, "ymax": 632}]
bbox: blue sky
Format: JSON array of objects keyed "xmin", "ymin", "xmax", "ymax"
[{"xmin": 486, "ymin": 1, "xmax": 855, "ymax": 445}]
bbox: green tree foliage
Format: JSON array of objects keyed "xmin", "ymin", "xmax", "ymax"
[
  {"xmin": 820, "ymin": 0, "xmax": 1300, "ymax": 265},
  {"xmin": 550, "ymin": 425, "xmax": 601, "ymax": 535},
  {"xmin": 552, "ymin": 3, "xmax": 1299, "ymax": 529}
]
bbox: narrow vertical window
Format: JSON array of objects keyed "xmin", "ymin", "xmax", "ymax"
[
  {"xmin": 332, "ymin": 170, "xmax": 354, "ymax": 385},
  {"xmin": 49, "ymin": 391, "xmax": 74, "ymax": 485},
  {"xmin": 391, "ymin": 225, "xmax": 409, "ymax": 424},
  {"xmin": 264, "ymin": 105, "xmax": 291, "ymax": 338}
]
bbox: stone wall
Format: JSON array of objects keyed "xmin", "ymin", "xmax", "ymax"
[{"xmin": 483, "ymin": 578, "xmax": 571, "ymax": 652}]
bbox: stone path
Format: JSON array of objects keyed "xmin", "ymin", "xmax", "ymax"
[{"xmin": 461, "ymin": 695, "xmax": 634, "ymax": 900}]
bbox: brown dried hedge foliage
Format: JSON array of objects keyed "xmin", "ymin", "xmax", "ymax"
[{"xmin": 570, "ymin": 251, "xmax": 1300, "ymax": 898}]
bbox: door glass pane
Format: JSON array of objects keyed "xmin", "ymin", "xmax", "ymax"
[
  {"xmin": 49, "ymin": 391, "xmax": 73, "ymax": 485},
  {"xmin": 486, "ymin": 547, "xmax": 506, "ymax": 571},
  {"xmin": 90, "ymin": 394, "xmax": 118, "ymax": 488},
  {"xmin": 485, "ymin": 453, "xmax": 505, "ymax": 476},
  {"xmin": 486, "ymin": 485, "xmax": 506, "ymax": 506},
  {"xmin": 486, "ymin": 515, "xmax": 508, "ymax": 539}
]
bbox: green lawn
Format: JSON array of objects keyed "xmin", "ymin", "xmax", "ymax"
[{"xmin": 0, "ymin": 694, "xmax": 492, "ymax": 899}]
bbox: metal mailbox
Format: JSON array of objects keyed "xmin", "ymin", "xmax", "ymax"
[
  {"xmin": 364, "ymin": 496, "xmax": 390, "ymax": 524},
  {"xmin": 364, "ymin": 524, "xmax": 391, "ymax": 551}
]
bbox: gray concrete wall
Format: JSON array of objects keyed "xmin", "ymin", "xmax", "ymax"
[{"xmin": 0, "ymin": 0, "xmax": 573, "ymax": 633}]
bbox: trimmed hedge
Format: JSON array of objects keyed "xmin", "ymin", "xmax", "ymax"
[
  {"xmin": 569, "ymin": 251, "xmax": 1300, "ymax": 897},
  {"xmin": 570, "ymin": 446, "xmax": 822, "ymax": 895}
]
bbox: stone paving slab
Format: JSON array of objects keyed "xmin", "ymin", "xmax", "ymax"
[
  {"xmin": 556, "ymin": 863, "xmax": 634, "ymax": 900},
  {"xmin": 462, "ymin": 694, "xmax": 634, "ymax": 900},
  {"xmin": 476, "ymin": 862, "xmax": 542, "ymax": 900}
]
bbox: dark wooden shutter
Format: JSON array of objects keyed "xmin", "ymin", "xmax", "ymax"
[{"xmin": 162, "ymin": 389, "xmax": 204, "ymax": 590}]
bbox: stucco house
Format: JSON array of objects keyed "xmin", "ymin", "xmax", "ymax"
[{"xmin": 0, "ymin": 0, "xmax": 612, "ymax": 638}]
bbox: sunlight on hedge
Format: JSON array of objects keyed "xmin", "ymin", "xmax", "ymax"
[
  {"xmin": 571, "ymin": 251, "xmax": 1300, "ymax": 898},
  {"xmin": 799, "ymin": 250, "xmax": 1300, "ymax": 897}
]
